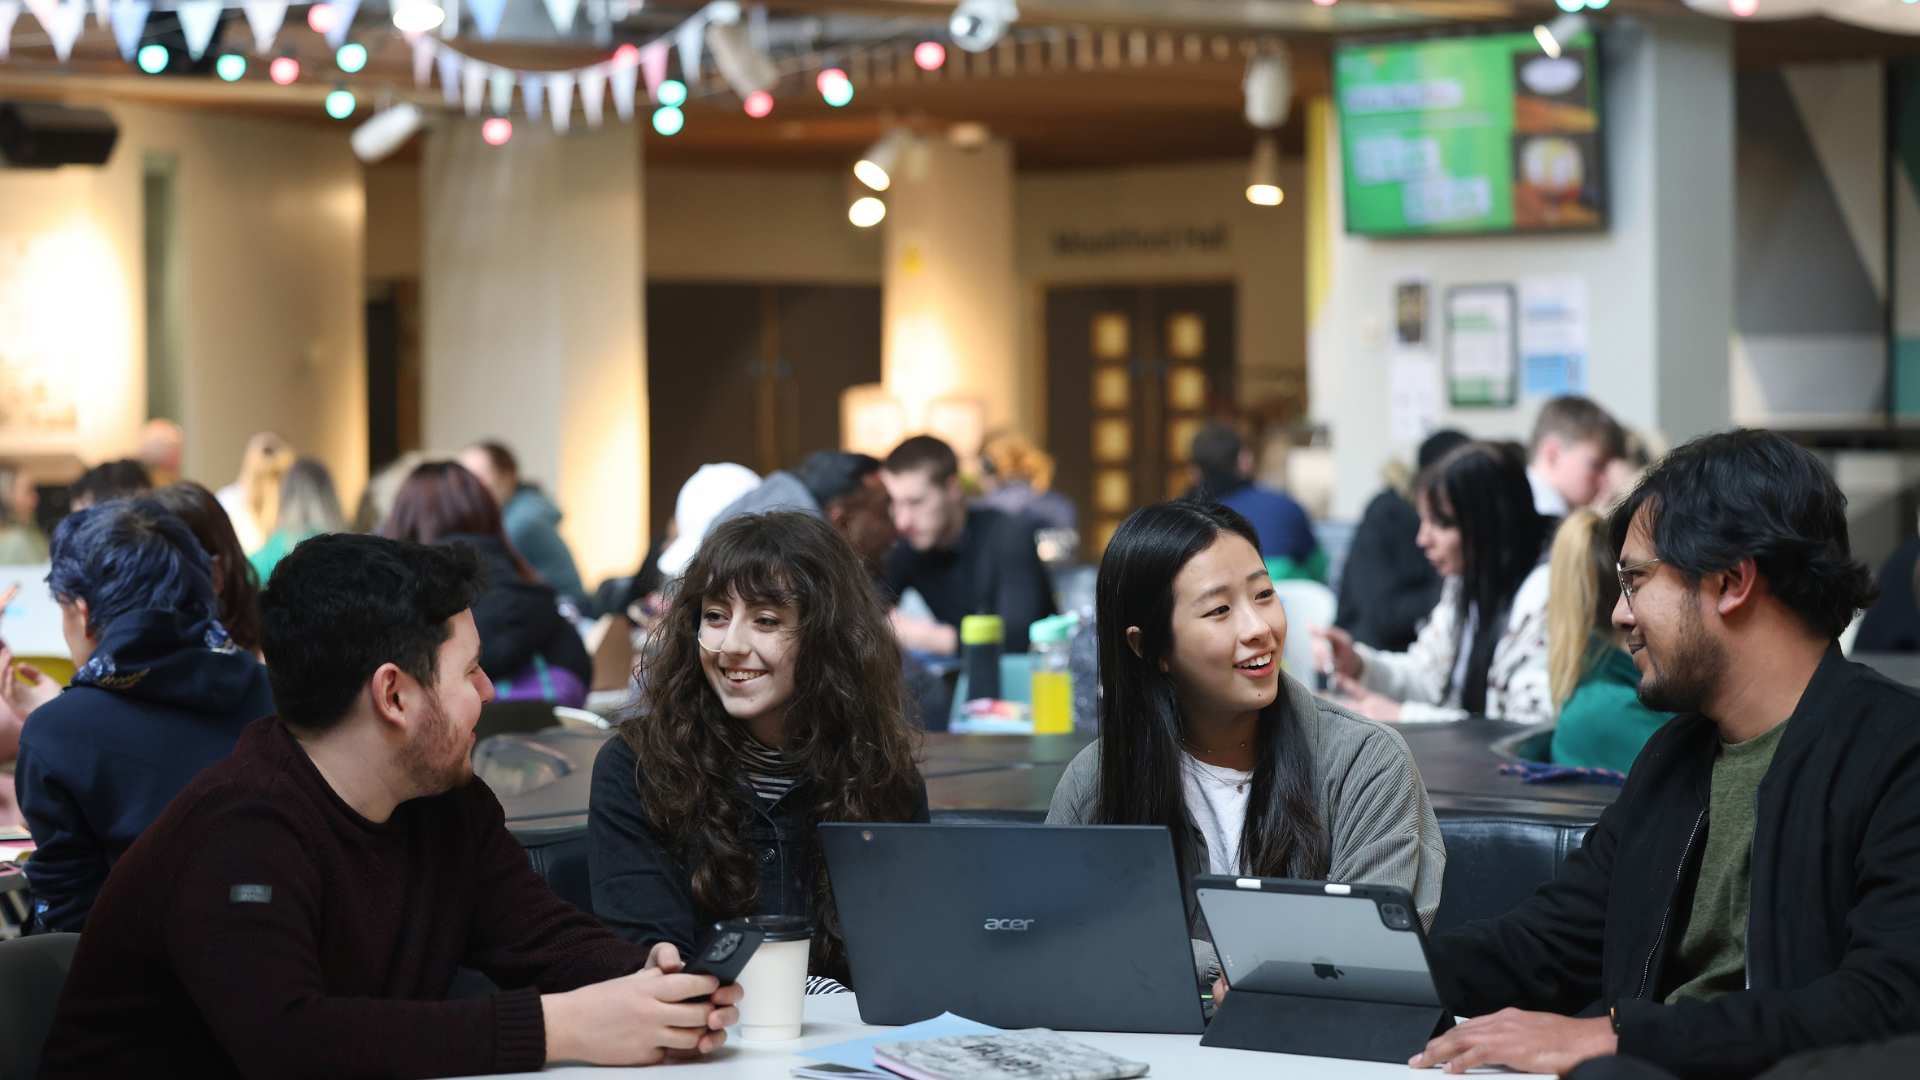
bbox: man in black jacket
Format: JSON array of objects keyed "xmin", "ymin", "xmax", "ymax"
[{"xmin": 1415, "ymin": 429, "xmax": 1920, "ymax": 1079}]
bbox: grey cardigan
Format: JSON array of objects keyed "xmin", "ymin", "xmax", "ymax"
[{"xmin": 1045, "ymin": 670, "xmax": 1446, "ymax": 933}]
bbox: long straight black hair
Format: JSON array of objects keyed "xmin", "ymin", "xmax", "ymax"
[
  {"xmin": 1092, "ymin": 500, "xmax": 1329, "ymax": 880},
  {"xmin": 1413, "ymin": 442, "xmax": 1552, "ymax": 713}
]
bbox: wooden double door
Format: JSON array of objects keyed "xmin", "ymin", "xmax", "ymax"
[
  {"xmin": 1045, "ymin": 283, "xmax": 1237, "ymax": 555},
  {"xmin": 645, "ymin": 282, "xmax": 882, "ymax": 533}
]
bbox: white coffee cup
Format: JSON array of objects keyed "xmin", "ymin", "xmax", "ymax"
[{"xmin": 731, "ymin": 916, "xmax": 813, "ymax": 1042}]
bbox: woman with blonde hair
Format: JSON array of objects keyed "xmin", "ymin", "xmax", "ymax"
[
  {"xmin": 216, "ymin": 433, "xmax": 292, "ymax": 554},
  {"xmin": 976, "ymin": 431, "xmax": 1076, "ymax": 532},
  {"xmin": 1544, "ymin": 508, "xmax": 1672, "ymax": 772}
]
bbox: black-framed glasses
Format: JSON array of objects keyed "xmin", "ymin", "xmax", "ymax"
[{"xmin": 1616, "ymin": 557, "xmax": 1663, "ymax": 610}]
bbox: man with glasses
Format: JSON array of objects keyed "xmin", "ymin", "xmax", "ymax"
[{"xmin": 1412, "ymin": 429, "xmax": 1920, "ymax": 1078}]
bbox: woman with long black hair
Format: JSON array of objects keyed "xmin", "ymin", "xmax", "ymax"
[
  {"xmin": 1047, "ymin": 500, "xmax": 1444, "ymax": 951},
  {"xmin": 1317, "ymin": 441, "xmax": 1556, "ymax": 724}
]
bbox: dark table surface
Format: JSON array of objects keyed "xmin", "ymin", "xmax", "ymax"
[{"xmin": 501, "ymin": 716, "xmax": 1614, "ymax": 839}]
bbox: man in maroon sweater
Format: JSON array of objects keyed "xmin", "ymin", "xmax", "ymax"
[{"xmin": 39, "ymin": 534, "xmax": 741, "ymax": 1078}]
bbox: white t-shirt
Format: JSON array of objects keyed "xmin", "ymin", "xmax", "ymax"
[
  {"xmin": 1527, "ymin": 466, "xmax": 1570, "ymax": 519},
  {"xmin": 1181, "ymin": 753, "xmax": 1254, "ymax": 876}
]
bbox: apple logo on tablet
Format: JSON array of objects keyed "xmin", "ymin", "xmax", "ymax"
[{"xmin": 1312, "ymin": 961, "xmax": 1345, "ymax": 981}]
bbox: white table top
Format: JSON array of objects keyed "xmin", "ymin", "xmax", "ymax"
[{"xmin": 484, "ymin": 994, "xmax": 1552, "ymax": 1079}]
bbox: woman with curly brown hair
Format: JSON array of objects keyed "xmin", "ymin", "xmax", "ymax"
[{"xmin": 588, "ymin": 511, "xmax": 928, "ymax": 986}]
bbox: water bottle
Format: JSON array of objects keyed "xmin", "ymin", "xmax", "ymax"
[
  {"xmin": 1029, "ymin": 614, "xmax": 1077, "ymax": 735},
  {"xmin": 959, "ymin": 614, "xmax": 1003, "ymax": 703}
]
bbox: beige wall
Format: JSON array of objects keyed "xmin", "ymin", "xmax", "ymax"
[
  {"xmin": 422, "ymin": 121, "xmax": 647, "ymax": 585},
  {"xmin": 647, "ymin": 167, "xmax": 882, "ymax": 284},
  {"xmin": 365, "ymin": 159, "xmax": 422, "ymax": 281},
  {"xmin": 0, "ymin": 104, "xmax": 366, "ymax": 507},
  {"xmin": 1017, "ymin": 158, "xmax": 1310, "ymax": 434}
]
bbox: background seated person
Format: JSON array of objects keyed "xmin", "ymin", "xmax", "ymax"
[
  {"xmin": 1547, "ymin": 509, "xmax": 1672, "ymax": 772},
  {"xmin": 151, "ymin": 482, "xmax": 267, "ymax": 658},
  {"xmin": 39, "ymin": 535, "xmax": 738, "ymax": 1077},
  {"xmin": 1047, "ymin": 500, "xmax": 1443, "ymax": 982},
  {"xmin": 881, "ymin": 434, "xmax": 1056, "ymax": 655},
  {"xmin": 1526, "ymin": 394, "xmax": 1625, "ymax": 519},
  {"xmin": 458, "ymin": 440, "xmax": 589, "ymax": 610},
  {"xmin": 1188, "ymin": 422, "xmax": 1324, "ymax": 582},
  {"xmin": 590, "ymin": 512, "xmax": 928, "ymax": 987},
  {"xmin": 1317, "ymin": 442, "xmax": 1555, "ymax": 725},
  {"xmin": 1334, "ymin": 429, "xmax": 1469, "ymax": 652},
  {"xmin": 976, "ymin": 431, "xmax": 1077, "ymax": 533},
  {"xmin": 65, "ymin": 458, "xmax": 152, "ymax": 512},
  {"xmin": 381, "ymin": 462, "xmax": 591, "ymax": 705},
  {"xmin": 1412, "ymin": 431, "xmax": 1920, "ymax": 1078},
  {"xmin": 14, "ymin": 497, "xmax": 273, "ymax": 932}
]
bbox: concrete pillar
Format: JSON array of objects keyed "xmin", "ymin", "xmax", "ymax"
[
  {"xmin": 421, "ymin": 121, "xmax": 647, "ymax": 585},
  {"xmin": 882, "ymin": 137, "xmax": 1027, "ymax": 439}
]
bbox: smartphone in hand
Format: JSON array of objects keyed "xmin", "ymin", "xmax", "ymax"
[{"xmin": 684, "ymin": 922, "xmax": 766, "ymax": 986}]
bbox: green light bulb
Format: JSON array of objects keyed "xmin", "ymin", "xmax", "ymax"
[
  {"xmin": 215, "ymin": 54, "xmax": 248, "ymax": 82},
  {"xmin": 137, "ymin": 44, "xmax": 170, "ymax": 76},
  {"xmin": 325, "ymin": 89, "xmax": 357, "ymax": 120},
  {"xmin": 657, "ymin": 79, "xmax": 688, "ymax": 108},
  {"xmin": 336, "ymin": 43, "xmax": 368, "ymax": 75}
]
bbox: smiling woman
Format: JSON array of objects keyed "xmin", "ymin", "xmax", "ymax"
[
  {"xmin": 1046, "ymin": 499, "xmax": 1446, "ymax": 982},
  {"xmin": 588, "ymin": 511, "xmax": 930, "ymax": 985}
]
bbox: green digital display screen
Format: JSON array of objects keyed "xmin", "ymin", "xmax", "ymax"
[{"xmin": 1334, "ymin": 30, "xmax": 1606, "ymax": 236}]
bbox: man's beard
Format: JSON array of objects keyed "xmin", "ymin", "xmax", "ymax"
[
  {"xmin": 399, "ymin": 689, "xmax": 471, "ymax": 795},
  {"xmin": 1636, "ymin": 599, "xmax": 1726, "ymax": 715}
]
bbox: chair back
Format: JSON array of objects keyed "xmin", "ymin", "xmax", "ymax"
[
  {"xmin": 1272, "ymin": 579, "xmax": 1337, "ymax": 681},
  {"xmin": 1432, "ymin": 816, "xmax": 1593, "ymax": 934},
  {"xmin": 0, "ymin": 932, "xmax": 79, "ymax": 1080}
]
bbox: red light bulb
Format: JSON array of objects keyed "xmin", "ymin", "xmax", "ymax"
[
  {"xmin": 269, "ymin": 56, "xmax": 301, "ymax": 85},
  {"xmin": 743, "ymin": 91, "xmax": 773, "ymax": 119},
  {"xmin": 481, "ymin": 118, "xmax": 513, "ymax": 146}
]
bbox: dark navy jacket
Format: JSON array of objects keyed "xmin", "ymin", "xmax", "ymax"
[
  {"xmin": 16, "ymin": 609, "xmax": 274, "ymax": 933},
  {"xmin": 586, "ymin": 733, "xmax": 929, "ymax": 982}
]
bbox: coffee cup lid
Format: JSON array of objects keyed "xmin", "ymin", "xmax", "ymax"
[{"xmin": 734, "ymin": 914, "xmax": 813, "ymax": 943}]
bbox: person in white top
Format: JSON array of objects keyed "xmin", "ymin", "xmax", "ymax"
[
  {"xmin": 1046, "ymin": 500, "xmax": 1445, "ymax": 954},
  {"xmin": 1523, "ymin": 395, "xmax": 1626, "ymax": 519},
  {"xmin": 1317, "ymin": 442, "xmax": 1557, "ymax": 724}
]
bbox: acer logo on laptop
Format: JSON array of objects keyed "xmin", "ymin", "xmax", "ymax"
[{"xmin": 982, "ymin": 918, "xmax": 1036, "ymax": 931}]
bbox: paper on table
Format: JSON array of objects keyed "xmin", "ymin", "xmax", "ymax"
[{"xmin": 804, "ymin": 1013, "xmax": 1000, "ymax": 1072}]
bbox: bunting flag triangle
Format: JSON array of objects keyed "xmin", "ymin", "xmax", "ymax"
[
  {"xmin": 88, "ymin": 0, "xmax": 104, "ymax": 29},
  {"xmin": 465, "ymin": 0, "xmax": 505, "ymax": 41},
  {"xmin": 461, "ymin": 60, "xmax": 486, "ymax": 117},
  {"xmin": 547, "ymin": 71, "xmax": 574, "ymax": 133},
  {"xmin": 488, "ymin": 67, "xmax": 515, "ymax": 115},
  {"xmin": 40, "ymin": 0, "xmax": 85, "ymax": 62},
  {"xmin": 440, "ymin": 0, "xmax": 457, "ymax": 38},
  {"xmin": 176, "ymin": 0, "xmax": 223, "ymax": 61},
  {"xmin": 522, "ymin": 73, "xmax": 545, "ymax": 121},
  {"xmin": 435, "ymin": 48, "xmax": 461, "ymax": 106},
  {"xmin": 674, "ymin": 18, "xmax": 703, "ymax": 83},
  {"xmin": 109, "ymin": 0, "xmax": 149, "ymax": 60},
  {"xmin": 640, "ymin": 40, "xmax": 669, "ymax": 101},
  {"xmin": 0, "ymin": 1, "xmax": 18, "ymax": 62},
  {"xmin": 579, "ymin": 65, "xmax": 607, "ymax": 128},
  {"xmin": 410, "ymin": 33, "xmax": 436, "ymax": 88},
  {"xmin": 541, "ymin": 0, "xmax": 578, "ymax": 33},
  {"xmin": 242, "ymin": 0, "xmax": 288, "ymax": 55},
  {"xmin": 20, "ymin": 0, "xmax": 51, "ymax": 33},
  {"xmin": 323, "ymin": 0, "xmax": 359, "ymax": 49},
  {"xmin": 610, "ymin": 56, "xmax": 640, "ymax": 120}
]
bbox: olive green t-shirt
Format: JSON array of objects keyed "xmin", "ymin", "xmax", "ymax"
[{"xmin": 1664, "ymin": 720, "xmax": 1790, "ymax": 1004}]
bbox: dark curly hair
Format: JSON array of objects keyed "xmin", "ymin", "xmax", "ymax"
[
  {"xmin": 622, "ymin": 511, "xmax": 923, "ymax": 978},
  {"xmin": 1607, "ymin": 428, "xmax": 1875, "ymax": 640}
]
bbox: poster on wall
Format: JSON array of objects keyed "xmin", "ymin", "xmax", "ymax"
[
  {"xmin": 1389, "ymin": 275, "xmax": 1442, "ymax": 444},
  {"xmin": 0, "ymin": 239, "xmax": 80, "ymax": 443},
  {"xmin": 1445, "ymin": 284, "xmax": 1518, "ymax": 407},
  {"xmin": 1519, "ymin": 275, "xmax": 1590, "ymax": 398}
]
